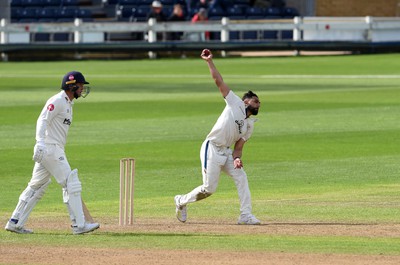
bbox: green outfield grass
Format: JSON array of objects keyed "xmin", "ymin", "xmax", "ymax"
[{"xmin": 0, "ymin": 54, "xmax": 399, "ymax": 256}]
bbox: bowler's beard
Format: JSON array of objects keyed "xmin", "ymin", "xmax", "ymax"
[{"xmin": 247, "ymin": 105, "xmax": 259, "ymax": 116}]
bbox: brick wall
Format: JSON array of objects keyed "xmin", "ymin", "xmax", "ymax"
[{"xmin": 316, "ymin": 0, "xmax": 399, "ymax": 17}]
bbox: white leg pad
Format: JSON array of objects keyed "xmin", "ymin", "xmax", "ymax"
[
  {"xmin": 12, "ymin": 179, "xmax": 51, "ymax": 228},
  {"xmin": 63, "ymin": 169, "xmax": 85, "ymax": 228}
]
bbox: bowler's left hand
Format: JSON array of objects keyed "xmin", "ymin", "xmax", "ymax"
[{"xmin": 234, "ymin": 157, "xmax": 243, "ymax": 169}]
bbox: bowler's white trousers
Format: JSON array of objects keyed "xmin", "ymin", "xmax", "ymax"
[{"xmin": 179, "ymin": 140, "xmax": 252, "ymax": 216}]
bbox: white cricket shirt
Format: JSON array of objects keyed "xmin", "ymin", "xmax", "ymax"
[
  {"xmin": 36, "ymin": 90, "xmax": 73, "ymax": 148},
  {"xmin": 206, "ymin": 90, "xmax": 254, "ymax": 147}
]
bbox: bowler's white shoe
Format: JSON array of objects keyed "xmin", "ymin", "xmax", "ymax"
[
  {"xmin": 5, "ymin": 221, "xmax": 33, "ymax": 234},
  {"xmin": 237, "ymin": 214, "xmax": 261, "ymax": 225},
  {"xmin": 72, "ymin": 222, "xmax": 100, "ymax": 235},
  {"xmin": 174, "ymin": 195, "xmax": 187, "ymax": 223}
]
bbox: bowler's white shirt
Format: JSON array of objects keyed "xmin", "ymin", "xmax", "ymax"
[
  {"xmin": 206, "ymin": 90, "xmax": 254, "ymax": 147},
  {"xmin": 36, "ymin": 90, "xmax": 73, "ymax": 148}
]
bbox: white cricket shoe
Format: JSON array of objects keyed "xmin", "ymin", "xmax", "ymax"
[
  {"xmin": 174, "ymin": 195, "xmax": 187, "ymax": 223},
  {"xmin": 72, "ymin": 222, "xmax": 100, "ymax": 235},
  {"xmin": 5, "ymin": 221, "xmax": 33, "ymax": 234},
  {"xmin": 237, "ymin": 214, "xmax": 261, "ymax": 225}
]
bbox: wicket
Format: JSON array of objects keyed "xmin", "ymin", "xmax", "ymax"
[{"xmin": 119, "ymin": 158, "xmax": 135, "ymax": 226}]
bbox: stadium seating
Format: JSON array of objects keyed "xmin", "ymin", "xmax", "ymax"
[
  {"xmin": 119, "ymin": 5, "xmax": 135, "ymax": 20},
  {"xmin": 119, "ymin": 0, "xmax": 140, "ymax": 6},
  {"xmin": 132, "ymin": 5, "xmax": 150, "ymax": 22},
  {"xmin": 36, "ymin": 7, "xmax": 58, "ymax": 19},
  {"xmin": 11, "ymin": 0, "xmax": 23, "ymax": 7},
  {"xmin": 76, "ymin": 9, "xmax": 92, "ymax": 19},
  {"xmin": 208, "ymin": 6, "xmax": 225, "ymax": 20},
  {"xmin": 264, "ymin": 7, "xmax": 282, "ymax": 18},
  {"xmin": 62, "ymin": 0, "xmax": 79, "ymax": 6},
  {"xmin": 282, "ymin": 7, "xmax": 299, "ymax": 18},
  {"xmin": 42, "ymin": 0, "xmax": 62, "ymax": 6},
  {"xmin": 21, "ymin": 0, "xmax": 43, "ymax": 7},
  {"xmin": 245, "ymin": 6, "xmax": 264, "ymax": 19},
  {"xmin": 19, "ymin": 7, "xmax": 38, "ymax": 19},
  {"xmin": 226, "ymin": 6, "xmax": 244, "ymax": 17},
  {"xmin": 56, "ymin": 7, "xmax": 78, "ymax": 18},
  {"xmin": 9, "ymin": 0, "xmax": 300, "ymax": 42}
]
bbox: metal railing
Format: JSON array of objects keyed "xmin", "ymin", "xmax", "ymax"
[{"xmin": 1, "ymin": 16, "xmax": 400, "ymax": 44}]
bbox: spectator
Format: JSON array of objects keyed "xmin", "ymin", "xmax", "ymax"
[
  {"xmin": 147, "ymin": 0, "xmax": 167, "ymax": 22},
  {"xmin": 168, "ymin": 4, "xmax": 186, "ymax": 40},
  {"xmin": 168, "ymin": 3, "xmax": 186, "ymax": 22},
  {"xmin": 147, "ymin": 0, "xmax": 167, "ymax": 41},
  {"xmin": 189, "ymin": 8, "xmax": 209, "ymax": 41}
]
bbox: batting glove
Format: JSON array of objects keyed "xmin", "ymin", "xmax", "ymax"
[{"xmin": 33, "ymin": 142, "xmax": 47, "ymax": 163}]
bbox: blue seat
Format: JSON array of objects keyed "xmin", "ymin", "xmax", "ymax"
[
  {"xmin": 21, "ymin": 0, "xmax": 43, "ymax": 7},
  {"xmin": 242, "ymin": 29, "xmax": 258, "ymax": 40},
  {"xmin": 226, "ymin": 6, "xmax": 243, "ymax": 17},
  {"xmin": 76, "ymin": 9, "xmax": 92, "ymax": 18},
  {"xmin": 54, "ymin": 32, "xmax": 71, "ymax": 41},
  {"xmin": 263, "ymin": 30, "xmax": 277, "ymax": 39},
  {"xmin": 11, "ymin": 8, "xmax": 23, "ymax": 19},
  {"xmin": 281, "ymin": 30, "xmax": 293, "ymax": 39},
  {"xmin": 265, "ymin": 7, "xmax": 282, "ymax": 18},
  {"xmin": 160, "ymin": 0, "xmax": 174, "ymax": 5},
  {"xmin": 282, "ymin": 7, "xmax": 299, "ymax": 18},
  {"xmin": 208, "ymin": 7, "xmax": 225, "ymax": 18},
  {"xmin": 11, "ymin": 0, "xmax": 23, "ymax": 7},
  {"xmin": 229, "ymin": 31, "xmax": 240, "ymax": 40},
  {"xmin": 163, "ymin": 5, "xmax": 174, "ymax": 17},
  {"xmin": 42, "ymin": 0, "xmax": 62, "ymax": 6},
  {"xmin": 119, "ymin": 0, "xmax": 140, "ymax": 5},
  {"xmin": 119, "ymin": 5, "xmax": 136, "ymax": 19},
  {"xmin": 62, "ymin": 0, "xmax": 78, "ymax": 6},
  {"xmin": 34, "ymin": 33, "xmax": 51, "ymax": 41},
  {"xmin": 37, "ymin": 7, "xmax": 58, "ymax": 18},
  {"xmin": 20, "ymin": 7, "xmax": 38, "ymax": 19},
  {"xmin": 56, "ymin": 7, "xmax": 76, "ymax": 18},
  {"xmin": 245, "ymin": 6, "xmax": 264, "ymax": 18},
  {"xmin": 133, "ymin": 5, "xmax": 150, "ymax": 21},
  {"xmin": 137, "ymin": 0, "xmax": 152, "ymax": 5}
]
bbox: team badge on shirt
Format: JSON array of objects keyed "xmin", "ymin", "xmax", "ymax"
[{"xmin": 47, "ymin": 104, "xmax": 55, "ymax": 111}]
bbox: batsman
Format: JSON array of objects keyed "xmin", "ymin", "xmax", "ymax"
[
  {"xmin": 5, "ymin": 71, "xmax": 100, "ymax": 235},
  {"xmin": 175, "ymin": 49, "xmax": 261, "ymax": 225}
]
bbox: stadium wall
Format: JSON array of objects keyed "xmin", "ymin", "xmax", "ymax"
[{"xmin": 315, "ymin": 0, "xmax": 400, "ymax": 17}]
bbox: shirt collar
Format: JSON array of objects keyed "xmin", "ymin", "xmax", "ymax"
[{"xmin": 61, "ymin": 90, "xmax": 74, "ymax": 105}]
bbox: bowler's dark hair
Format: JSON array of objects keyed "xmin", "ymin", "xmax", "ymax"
[{"xmin": 242, "ymin": 90, "xmax": 258, "ymax": 100}]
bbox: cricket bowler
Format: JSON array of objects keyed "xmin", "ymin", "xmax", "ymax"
[{"xmin": 175, "ymin": 49, "xmax": 261, "ymax": 225}]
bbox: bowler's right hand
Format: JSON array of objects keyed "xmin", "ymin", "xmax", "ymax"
[
  {"xmin": 201, "ymin": 49, "xmax": 212, "ymax": 60},
  {"xmin": 33, "ymin": 142, "xmax": 47, "ymax": 163}
]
